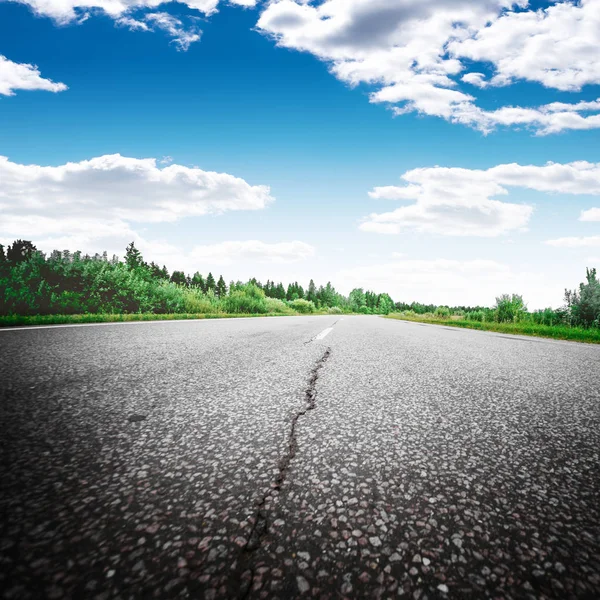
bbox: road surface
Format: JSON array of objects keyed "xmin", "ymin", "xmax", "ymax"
[{"xmin": 1, "ymin": 316, "xmax": 599, "ymax": 599}]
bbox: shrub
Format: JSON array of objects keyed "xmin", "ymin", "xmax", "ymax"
[
  {"xmin": 327, "ymin": 306, "xmax": 343, "ymax": 315},
  {"xmin": 265, "ymin": 297, "xmax": 295, "ymax": 314},
  {"xmin": 288, "ymin": 298, "xmax": 315, "ymax": 314},
  {"xmin": 532, "ymin": 307, "xmax": 565, "ymax": 327},
  {"xmin": 223, "ymin": 284, "xmax": 268, "ymax": 314},
  {"xmin": 182, "ymin": 289, "xmax": 218, "ymax": 314},
  {"xmin": 494, "ymin": 294, "xmax": 526, "ymax": 323},
  {"xmin": 483, "ymin": 308, "xmax": 496, "ymax": 323},
  {"xmin": 466, "ymin": 310, "xmax": 485, "ymax": 322},
  {"xmin": 434, "ymin": 306, "xmax": 451, "ymax": 318}
]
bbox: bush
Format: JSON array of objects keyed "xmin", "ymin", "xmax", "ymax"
[
  {"xmin": 223, "ymin": 284, "xmax": 268, "ymax": 314},
  {"xmin": 327, "ymin": 306, "xmax": 343, "ymax": 315},
  {"xmin": 288, "ymin": 298, "xmax": 315, "ymax": 314},
  {"xmin": 466, "ymin": 310, "xmax": 485, "ymax": 322},
  {"xmin": 265, "ymin": 297, "xmax": 295, "ymax": 314},
  {"xmin": 494, "ymin": 294, "xmax": 526, "ymax": 323},
  {"xmin": 532, "ymin": 307, "xmax": 565, "ymax": 327},
  {"xmin": 182, "ymin": 288, "xmax": 218, "ymax": 314},
  {"xmin": 434, "ymin": 306, "xmax": 451, "ymax": 318}
]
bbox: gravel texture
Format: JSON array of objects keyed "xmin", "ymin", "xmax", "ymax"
[{"xmin": 1, "ymin": 316, "xmax": 599, "ymax": 599}]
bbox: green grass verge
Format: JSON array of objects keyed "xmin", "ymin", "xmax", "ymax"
[
  {"xmin": 385, "ymin": 314, "xmax": 600, "ymax": 344},
  {"xmin": 0, "ymin": 312, "xmax": 308, "ymax": 328}
]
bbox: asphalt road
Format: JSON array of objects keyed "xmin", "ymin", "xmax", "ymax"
[{"xmin": 1, "ymin": 316, "xmax": 599, "ymax": 600}]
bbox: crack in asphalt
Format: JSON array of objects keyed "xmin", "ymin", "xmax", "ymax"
[
  {"xmin": 245, "ymin": 348, "xmax": 331, "ymax": 552},
  {"xmin": 237, "ymin": 348, "xmax": 332, "ymax": 597}
]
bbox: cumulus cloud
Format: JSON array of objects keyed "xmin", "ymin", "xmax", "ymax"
[
  {"xmin": 580, "ymin": 208, "xmax": 600, "ymax": 222},
  {"xmin": 0, "ymin": 55, "xmax": 67, "ymax": 96},
  {"xmin": 257, "ymin": 0, "xmax": 600, "ymax": 134},
  {"xmin": 9, "ymin": 0, "xmax": 258, "ymax": 49},
  {"xmin": 451, "ymin": 0, "xmax": 600, "ymax": 92},
  {"xmin": 362, "ymin": 161, "xmax": 600, "ymax": 237},
  {"xmin": 0, "ymin": 153, "xmax": 318, "ymax": 273},
  {"xmin": 0, "ymin": 153, "xmax": 274, "ymax": 257},
  {"xmin": 189, "ymin": 240, "xmax": 316, "ymax": 265},
  {"xmin": 11, "ymin": 0, "xmax": 219, "ymax": 23}
]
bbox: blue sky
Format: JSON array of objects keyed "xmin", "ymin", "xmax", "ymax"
[{"xmin": 1, "ymin": 0, "xmax": 599, "ymax": 307}]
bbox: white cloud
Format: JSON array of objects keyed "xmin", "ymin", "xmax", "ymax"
[
  {"xmin": 145, "ymin": 12, "xmax": 202, "ymax": 50},
  {"xmin": 0, "ymin": 153, "xmax": 319, "ymax": 274},
  {"xmin": 546, "ymin": 236, "xmax": 600, "ymax": 248},
  {"xmin": 0, "ymin": 55, "xmax": 67, "ymax": 96},
  {"xmin": 450, "ymin": 0, "xmax": 600, "ymax": 92},
  {"xmin": 10, "ymin": 0, "xmax": 258, "ymax": 49},
  {"xmin": 257, "ymin": 0, "xmax": 600, "ymax": 134},
  {"xmin": 0, "ymin": 153, "xmax": 273, "ymax": 256},
  {"xmin": 362, "ymin": 161, "xmax": 600, "ymax": 237},
  {"xmin": 335, "ymin": 258, "xmax": 558, "ymax": 308},
  {"xmin": 12, "ymin": 0, "xmax": 219, "ymax": 23},
  {"xmin": 117, "ymin": 13, "xmax": 202, "ymax": 49},
  {"xmin": 580, "ymin": 207, "xmax": 600, "ymax": 222},
  {"xmin": 189, "ymin": 240, "xmax": 316, "ymax": 265},
  {"xmin": 0, "ymin": 153, "xmax": 273, "ymax": 222}
]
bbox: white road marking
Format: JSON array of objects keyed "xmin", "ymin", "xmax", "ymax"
[{"xmin": 315, "ymin": 327, "xmax": 334, "ymax": 340}]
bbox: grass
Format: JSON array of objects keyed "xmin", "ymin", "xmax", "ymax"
[
  {"xmin": 385, "ymin": 313, "xmax": 600, "ymax": 344},
  {"xmin": 0, "ymin": 312, "xmax": 309, "ymax": 328}
]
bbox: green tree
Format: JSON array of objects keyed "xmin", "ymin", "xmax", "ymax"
[
  {"xmin": 170, "ymin": 271, "xmax": 187, "ymax": 286},
  {"xmin": 349, "ymin": 288, "xmax": 366, "ymax": 312},
  {"xmin": 275, "ymin": 282, "xmax": 286, "ymax": 300},
  {"xmin": 206, "ymin": 272, "xmax": 216, "ymax": 292},
  {"xmin": 494, "ymin": 294, "xmax": 526, "ymax": 323},
  {"xmin": 216, "ymin": 275, "xmax": 228, "ymax": 298},
  {"xmin": 0, "ymin": 244, "xmax": 7, "ymax": 277},
  {"xmin": 377, "ymin": 293, "xmax": 394, "ymax": 314},
  {"xmin": 149, "ymin": 262, "xmax": 165, "ymax": 279},
  {"xmin": 565, "ymin": 268, "xmax": 600, "ymax": 327},
  {"xmin": 192, "ymin": 272, "xmax": 206, "ymax": 292},
  {"xmin": 307, "ymin": 279, "xmax": 317, "ymax": 304},
  {"xmin": 125, "ymin": 242, "xmax": 144, "ymax": 270},
  {"xmin": 7, "ymin": 240, "xmax": 38, "ymax": 264}
]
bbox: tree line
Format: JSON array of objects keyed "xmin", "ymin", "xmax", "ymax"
[
  {"xmin": 1, "ymin": 240, "xmax": 597, "ymax": 327},
  {"xmin": 0, "ymin": 240, "xmax": 395, "ymax": 316},
  {"xmin": 395, "ymin": 277, "xmax": 600, "ymax": 329}
]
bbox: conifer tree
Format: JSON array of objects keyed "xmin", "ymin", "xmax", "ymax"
[
  {"xmin": 307, "ymin": 279, "xmax": 317, "ymax": 304},
  {"xmin": 7, "ymin": 240, "xmax": 37, "ymax": 264},
  {"xmin": 170, "ymin": 271, "xmax": 187, "ymax": 286},
  {"xmin": 192, "ymin": 272, "xmax": 206, "ymax": 292},
  {"xmin": 125, "ymin": 242, "xmax": 144, "ymax": 270},
  {"xmin": 216, "ymin": 275, "xmax": 227, "ymax": 298},
  {"xmin": 206, "ymin": 272, "xmax": 216, "ymax": 292}
]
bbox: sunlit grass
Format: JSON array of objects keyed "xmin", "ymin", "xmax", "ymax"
[
  {"xmin": 0, "ymin": 312, "xmax": 303, "ymax": 328},
  {"xmin": 385, "ymin": 313, "xmax": 600, "ymax": 344}
]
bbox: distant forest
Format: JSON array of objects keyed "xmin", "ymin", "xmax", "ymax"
[
  {"xmin": 1, "ymin": 240, "xmax": 598, "ymax": 329},
  {"xmin": 0, "ymin": 240, "xmax": 394, "ymax": 316}
]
